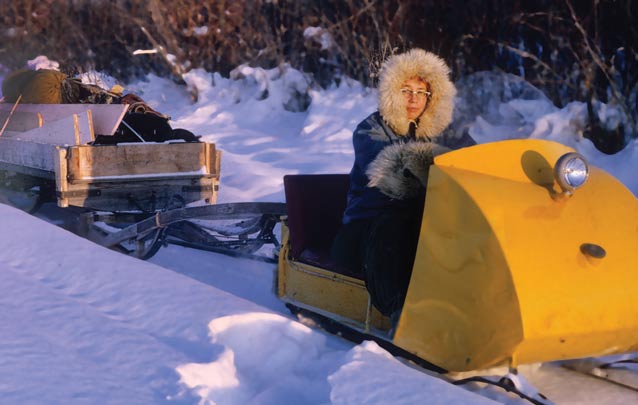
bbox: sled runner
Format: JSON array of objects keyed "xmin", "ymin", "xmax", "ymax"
[
  {"xmin": 277, "ymin": 139, "xmax": 637, "ymax": 402},
  {"xmin": 0, "ymin": 103, "xmax": 285, "ymax": 260}
]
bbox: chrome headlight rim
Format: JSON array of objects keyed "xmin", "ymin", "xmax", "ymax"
[{"xmin": 554, "ymin": 152, "xmax": 589, "ymax": 192}]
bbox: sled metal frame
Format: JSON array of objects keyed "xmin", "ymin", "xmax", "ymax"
[{"xmin": 81, "ymin": 202, "xmax": 287, "ymax": 261}]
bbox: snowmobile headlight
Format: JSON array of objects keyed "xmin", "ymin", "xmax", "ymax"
[{"xmin": 554, "ymin": 152, "xmax": 589, "ymax": 193}]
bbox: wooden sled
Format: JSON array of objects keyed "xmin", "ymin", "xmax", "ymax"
[{"xmin": 0, "ymin": 103, "xmax": 284, "ymax": 260}]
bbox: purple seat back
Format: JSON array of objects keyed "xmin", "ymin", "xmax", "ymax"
[{"xmin": 283, "ymin": 174, "xmax": 350, "ymax": 258}]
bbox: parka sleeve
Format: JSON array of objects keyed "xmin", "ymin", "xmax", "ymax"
[{"xmin": 351, "ymin": 118, "xmax": 391, "ymax": 180}]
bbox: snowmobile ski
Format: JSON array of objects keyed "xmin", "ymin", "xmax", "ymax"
[
  {"xmin": 451, "ymin": 374, "xmax": 552, "ymax": 405},
  {"xmin": 560, "ymin": 358, "xmax": 638, "ymax": 393}
]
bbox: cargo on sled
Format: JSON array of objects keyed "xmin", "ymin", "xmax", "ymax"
[{"xmin": 277, "ymin": 139, "xmax": 638, "ymax": 373}]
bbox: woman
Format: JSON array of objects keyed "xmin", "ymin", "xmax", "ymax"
[{"xmin": 331, "ymin": 49, "xmax": 475, "ymax": 323}]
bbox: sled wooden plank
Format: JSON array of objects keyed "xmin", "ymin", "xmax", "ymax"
[
  {"xmin": 1, "ymin": 112, "xmax": 93, "ymax": 145},
  {"xmin": 0, "ymin": 111, "xmax": 42, "ymax": 132},
  {"xmin": 0, "ymin": 138, "xmax": 58, "ymax": 173},
  {"xmin": 54, "ymin": 147, "xmax": 70, "ymax": 207},
  {"xmin": 67, "ymin": 172, "xmax": 215, "ymax": 184},
  {"xmin": 204, "ymin": 143, "xmax": 222, "ymax": 180},
  {"xmin": 60, "ymin": 176, "xmax": 217, "ymax": 211},
  {"xmin": 0, "ymin": 104, "xmax": 127, "ymax": 135},
  {"xmin": 214, "ymin": 149, "xmax": 222, "ymax": 179},
  {"xmin": 67, "ymin": 142, "xmax": 212, "ymax": 180},
  {"xmin": 204, "ymin": 142, "xmax": 212, "ymax": 174}
]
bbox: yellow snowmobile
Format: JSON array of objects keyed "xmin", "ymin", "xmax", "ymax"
[{"xmin": 277, "ymin": 139, "xmax": 637, "ymax": 376}]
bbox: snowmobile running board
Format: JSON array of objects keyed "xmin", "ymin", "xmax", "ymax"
[{"xmin": 286, "ymin": 303, "xmax": 446, "ymax": 373}]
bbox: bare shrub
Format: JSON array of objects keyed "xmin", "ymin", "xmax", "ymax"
[{"xmin": 0, "ymin": 0, "xmax": 635, "ymax": 150}]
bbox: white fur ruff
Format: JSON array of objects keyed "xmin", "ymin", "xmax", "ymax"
[{"xmin": 366, "ymin": 142, "xmax": 450, "ymax": 199}]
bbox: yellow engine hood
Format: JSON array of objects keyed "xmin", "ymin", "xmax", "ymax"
[{"xmin": 394, "ymin": 139, "xmax": 638, "ymax": 372}]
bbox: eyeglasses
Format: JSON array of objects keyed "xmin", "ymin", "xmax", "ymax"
[{"xmin": 400, "ymin": 88, "xmax": 431, "ymax": 100}]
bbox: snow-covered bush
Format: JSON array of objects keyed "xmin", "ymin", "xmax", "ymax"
[
  {"xmin": 229, "ymin": 64, "xmax": 311, "ymax": 112},
  {"xmin": 446, "ymin": 71, "xmax": 552, "ymax": 142}
]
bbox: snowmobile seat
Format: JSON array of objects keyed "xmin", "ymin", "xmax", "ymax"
[{"xmin": 283, "ymin": 174, "xmax": 363, "ymax": 279}]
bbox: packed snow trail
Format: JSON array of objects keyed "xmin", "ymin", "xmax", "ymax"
[{"xmin": 1, "ymin": 204, "xmax": 510, "ymax": 404}]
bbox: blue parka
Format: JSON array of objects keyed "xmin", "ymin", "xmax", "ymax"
[{"xmin": 342, "ymin": 111, "xmax": 475, "ymax": 224}]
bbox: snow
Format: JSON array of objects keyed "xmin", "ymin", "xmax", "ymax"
[
  {"xmin": 303, "ymin": 27, "xmax": 335, "ymax": 51},
  {"xmin": 1, "ymin": 61, "xmax": 637, "ymax": 404},
  {"xmin": 26, "ymin": 55, "xmax": 59, "ymax": 70}
]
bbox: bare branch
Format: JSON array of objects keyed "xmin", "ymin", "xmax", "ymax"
[{"xmin": 564, "ymin": 0, "xmax": 635, "ymax": 129}]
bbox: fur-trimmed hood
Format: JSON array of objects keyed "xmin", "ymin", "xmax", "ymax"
[{"xmin": 378, "ymin": 49, "xmax": 456, "ymax": 139}]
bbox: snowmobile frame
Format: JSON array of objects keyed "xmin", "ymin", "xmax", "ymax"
[{"xmin": 277, "ymin": 139, "xmax": 638, "ymax": 403}]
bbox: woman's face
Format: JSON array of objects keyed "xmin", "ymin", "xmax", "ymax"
[{"xmin": 401, "ymin": 77, "xmax": 429, "ymax": 121}]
